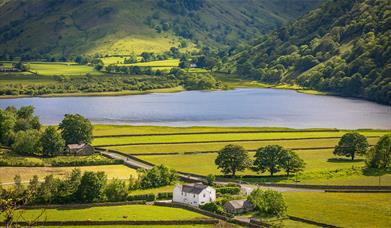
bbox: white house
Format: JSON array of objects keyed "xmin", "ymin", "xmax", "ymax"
[{"xmin": 173, "ymin": 183, "xmax": 216, "ymax": 207}]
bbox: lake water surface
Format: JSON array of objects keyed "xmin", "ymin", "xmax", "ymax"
[{"xmin": 0, "ymin": 88, "xmax": 390, "ymax": 129}]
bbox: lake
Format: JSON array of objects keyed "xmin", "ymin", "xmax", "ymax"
[{"xmin": 0, "ymin": 88, "xmax": 390, "ymax": 129}]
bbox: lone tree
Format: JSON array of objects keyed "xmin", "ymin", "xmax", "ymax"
[
  {"xmin": 40, "ymin": 126, "xmax": 65, "ymax": 157},
  {"xmin": 75, "ymin": 171, "xmax": 107, "ymax": 203},
  {"xmin": 280, "ymin": 150, "xmax": 305, "ymax": 176},
  {"xmin": 253, "ymin": 145, "xmax": 286, "ymax": 176},
  {"xmin": 248, "ymin": 189, "xmax": 287, "ymax": 218},
  {"xmin": 334, "ymin": 132, "xmax": 368, "ymax": 160},
  {"xmin": 366, "ymin": 134, "xmax": 391, "ymax": 169},
  {"xmin": 215, "ymin": 144, "xmax": 250, "ymax": 177},
  {"xmin": 59, "ymin": 114, "xmax": 93, "ymax": 145}
]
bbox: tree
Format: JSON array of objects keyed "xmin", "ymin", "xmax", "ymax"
[
  {"xmin": 253, "ymin": 145, "xmax": 287, "ymax": 176},
  {"xmin": 104, "ymin": 178, "xmax": 128, "ymax": 202},
  {"xmin": 59, "ymin": 114, "xmax": 93, "ymax": 144},
  {"xmin": 137, "ymin": 165, "xmax": 177, "ymax": 189},
  {"xmin": 248, "ymin": 189, "xmax": 287, "ymax": 218},
  {"xmin": 334, "ymin": 132, "xmax": 368, "ymax": 160},
  {"xmin": 40, "ymin": 126, "xmax": 65, "ymax": 157},
  {"xmin": 215, "ymin": 144, "xmax": 250, "ymax": 177},
  {"xmin": 366, "ymin": 134, "xmax": 391, "ymax": 169},
  {"xmin": 12, "ymin": 129, "xmax": 42, "ymax": 156},
  {"xmin": 75, "ymin": 171, "xmax": 107, "ymax": 203},
  {"xmin": 280, "ymin": 151, "xmax": 305, "ymax": 176},
  {"xmin": 0, "ymin": 108, "xmax": 16, "ymax": 146},
  {"xmin": 206, "ymin": 174, "xmax": 216, "ymax": 186}
]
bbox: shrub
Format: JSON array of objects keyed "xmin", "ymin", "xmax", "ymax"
[
  {"xmin": 200, "ymin": 202, "xmax": 225, "ymax": 215},
  {"xmin": 248, "ymin": 189, "xmax": 287, "ymax": 218},
  {"xmin": 216, "ymin": 186, "xmax": 240, "ymax": 195},
  {"xmin": 127, "ymin": 193, "xmax": 156, "ymax": 202},
  {"xmin": 157, "ymin": 192, "xmax": 173, "ymax": 200}
]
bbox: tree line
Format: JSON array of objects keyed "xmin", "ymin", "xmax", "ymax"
[
  {"xmin": 0, "ymin": 106, "xmax": 93, "ymax": 157},
  {"xmin": 214, "ymin": 132, "xmax": 391, "ymax": 177}
]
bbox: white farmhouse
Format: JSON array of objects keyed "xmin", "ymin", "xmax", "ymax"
[{"xmin": 173, "ymin": 183, "xmax": 216, "ymax": 207}]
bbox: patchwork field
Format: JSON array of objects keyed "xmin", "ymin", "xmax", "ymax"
[
  {"xmin": 92, "ymin": 126, "xmax": 390, "ymax": 185},
  {"xmin": 5, "ymin": 205, "xmax": 208, "ymax": 222},
  {"xmin": 0, "ymin": 165, "xmax": 136, "ymax": 183},
  {"xmin": 283, "ymin": 192, "xmax": 391, "ymax": 228},
  {"xmin": 28, "ymin": 62, "xmax": 102, "ymax": 76}
]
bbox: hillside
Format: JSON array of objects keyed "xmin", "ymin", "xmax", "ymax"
[
  {"xmin": 0, "ymin": 0, "xmax": 321, "ymax": 57},
  {"xmin": 228, "ymin": 0, "xmax": 390, "ymax": 105}
]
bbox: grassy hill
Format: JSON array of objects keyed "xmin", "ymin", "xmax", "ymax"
[
  {"xmin": 227, "ymin": 0, "xmax": 390, "ymax": 105},
  {"xmin": 0, "ymin": 0, "xmax": 321, "ymax": 57}
]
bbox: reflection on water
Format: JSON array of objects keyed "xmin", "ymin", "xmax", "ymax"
[{"xmin": 0, "ymin": 88, "xmax": 390, "ymax": 129}]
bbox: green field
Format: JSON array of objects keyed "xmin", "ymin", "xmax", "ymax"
[
  {"xmin": 5, "ymin": 205, "xmax": 208, "ymax": 222},
  {"xmin": 0, "ymin": 165, "xmax": 136, "ymax": 183},
  {"xmin": 27, "ymin": 62, "xmax": 102, "ymax": 76},
  {"xmin": 42, "ymin": 226, "xmax": 218, "ymax": 228},
  {"xmin": 283, "ymin": 192, "xmax": 391, "ymax": 228},
  {"xmin": 118, "ymin": 59, "xmax": 179, "ymax": 67}
]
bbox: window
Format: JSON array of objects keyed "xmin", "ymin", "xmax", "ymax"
[{"xmin": 203, "ymin": 194, "xmax": 205, "ymax": 197}]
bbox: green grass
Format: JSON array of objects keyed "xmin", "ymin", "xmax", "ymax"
[
  {"xmin": 27, "ymin": 62, "xmax": 102, "ymax": 76},
  {"xmin": 6, "ymin": 205, "xmax": 208, "ymax": 222},
  {"xmin": 0, "ymin": 165, "xmax": 136, "ymax": 183},
  {"xmin": 129, "ymin": 184, "xmax": 177, "ymax": 195},
  {"xmin": 283, "ymin": 192, "xmax": 391, "ymax": 228},
  {"xmin": 267, "ymin": 219, "xmax": 318, "ymax": 227},
  {"xmin": 92, "ymin": 130, "xmax": 385, "ymax": 146},
  {"xmin": 0, "ymin": 150, "xmax": 119, "ymax": 167},
  {"xmin": 118, "ymin": 59, "xmax": 179, "ymax": 67},
  {"xmin": 41, "ymin": 226, "xmax": 217, "ymax": 228},
  {"xmin": 104, "ymin": 137, "xmax": 379, "ymax": 154}
]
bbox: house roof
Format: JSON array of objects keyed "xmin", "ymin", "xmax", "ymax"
[
  {"xmin": 224, "ymin": 199, "xmax": 252, "ymax": 209},
  {"xmin": 182, "ymin": 183, "xmax": 209, "ymax": 194},
  {"xmin": 67, "ymin": 143, "xmax": 87, "ymax": 150}
]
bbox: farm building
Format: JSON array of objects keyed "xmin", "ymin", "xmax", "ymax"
[
  {"xmin": 173, "ymin": 183, "xmax": 216, "ymax": 207},
  {"xmin": 223, "ymin": 199, "xmax": 253, "ymax": 214},
  {"xmin": 65, "ymin": 143, "xmax": 94, "ymax": 156}
]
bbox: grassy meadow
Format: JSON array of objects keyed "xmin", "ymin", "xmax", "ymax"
[
  {"xmin": 0, "ymin": 165, "xmax": 136, "ymax": 183},
  {"xmin": 6, "ymin": 205, "xmax": 208, "ymax": 222},
  {"xmin": 92, "ymin": 125, "xmax": 390, "ymax": 185},
  {"xmin": 27, "ymin": 62, "xmax": 102, "ymax": 76},
  {"xmin": 283, "ymin": 192, "xmax": 391, "ymax": 228}
]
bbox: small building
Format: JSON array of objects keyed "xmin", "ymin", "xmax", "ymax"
[
  {"xmin": 173, "ymin": 183, "xmax": 216, "ymax": 207},
  {"xmin": 65, "ymin": 143, "xmax": 94, "ymax": 156},
  {"xmin": 223, "ymin": 199, "xmax": 253, "ymax": 214}
]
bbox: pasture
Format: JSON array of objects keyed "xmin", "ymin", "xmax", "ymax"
[
  {"xmin": 27, "ymin": 62, "xmax": 101, "ymax": 76},
  {"xmin": 93, "ymin": 125, "xmax": 389, "ymax": 185},
  {"xmin": 5, "ymin": 205, "xmax": 208, "ymax": 222},
  {"xmin": 0, "ymin": 165, "xmax": 136, "ymax": 183},
  {"xmin": 283, "ymin": 192, "xmax": 391, "ymax": 227}
]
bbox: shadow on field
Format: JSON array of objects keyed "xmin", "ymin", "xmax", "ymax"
[{"xmin": 327, "ymin": 158, "xmax": 364, "ymax": 163}]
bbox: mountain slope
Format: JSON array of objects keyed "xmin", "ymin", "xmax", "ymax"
[
  {"xmin": 228, "ymin": 0, "xmax": 390, "ymax": 105},
  {"xmin": 0, "ymin": 0, "xmax": 321, "ymax": 56}
]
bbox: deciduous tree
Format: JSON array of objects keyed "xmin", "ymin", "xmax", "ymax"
[
  {"xmin": 215, "ymin": 144, "xmax": 250, "ymax": 177},
  {"xmin": 59, "ymin": 114, "xmax": 93, "ymax": 144},
  {"xmin": 334, "ymin": 132, "xmax": 368, "ymax": 160}
]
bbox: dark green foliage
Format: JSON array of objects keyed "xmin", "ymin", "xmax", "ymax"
[
  {"xmin": 104, "ymin": 178, "xmax": 128, "ymax": 202},
  {"xmin": 75, "ymin": 171, "xmax": 107, "ymax": 203},
  {"xmin": 137, "ymin": 165, "xmax": 177, "ymax": 189},
  {"xmin": 216, "ymin": 186, "xmax": 240, "ymax": 195},
  {"xmin": 231, "ymin": 0, "xmax": 391, "ymax": 104},
  {"xmin": 334, "ymin": 132, "xmax": 368, "ymax": 160},
  {"xmin": 206, "ymin": 174, "xmax": 215, "ymax": 186},
  {"xmin": 248, "ymin": 189, "xmax": 287, "ymax": 218},
  {"xmin": 253, "ymin": 145, "xmax": 287, "ymax": 176},
  {"xmin": 157, "ymin": 192, "xmax": 173, "ymax": 200},
  {"xmin": 127, "ymin": 193, "xmax": 156, "ymax": 202},
  {"xmin": 40, "ymin": 126, "xmax": 65, "ymax": 157},
  {"xmin": 280, "ymin": 150, "xmax": 305, "ymax": 176},
  {"xmin": 366, "ymin": 134, "xmax": 391, "ymax": 169},
  {"xmin": 59, "ymin": 114, "xmax": 93, "ymax": 145},
  {"xmin": 182, "ymin": 73, "xmax": 221, "ymax": 90},
  {"xmin": 215, "ymin": 144, "xmax": 251, "ymax": 177},
  {"xmin": 199, "ymin": 202, "xmax": 225, "ymax": 215},
  {"xmin": 12, "ymin": 129, "xmax": 42, "ymax": 156},
  {"xmin": 0, "ymin": 108, "xmax": 16, "ymax": 145}
]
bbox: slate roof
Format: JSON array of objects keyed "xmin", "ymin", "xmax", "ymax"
[
  {"xmin": 224, "ymin": 199, "xmax": 253, "ymax": 209},
  {"xmin": 182, "ymin": 183, "xmax": 209, "ymax": 194}
]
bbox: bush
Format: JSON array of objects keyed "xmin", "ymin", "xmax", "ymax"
[
  {"xmin": 200, "ymin": 202, "xmax": 225, "ymax": 215},
  {"xmin": 157, "ymin": 192, "xmax": 173, "ymax": 200},
  {"xmin": 127, "ymin": 193, "xmax": 156, "ymax": 202},
  {"xmin": 248, "ymin": 189, "xmax": 287, "ymax": 218},
  {"xmin": 216, "ymin": 186, "xmax": 240, "ymax": 195}
]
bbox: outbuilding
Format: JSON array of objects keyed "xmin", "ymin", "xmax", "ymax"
[
  {"xmin": 65, "ymin": 143, "xmax": 94, "ymax": 156},
  {"xmin": 223, "ymin": 199, "xmax": 253, "ymax": 214}
]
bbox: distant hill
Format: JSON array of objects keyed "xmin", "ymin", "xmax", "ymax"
[
  {"xmin": 228, "ymin": 0, "xmax": 390, "ymax": 105},
  {"xmin": 0, "ymin": 0, "xmax": 321, "ymax": 57}
]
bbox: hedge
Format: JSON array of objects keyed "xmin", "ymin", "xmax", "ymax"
[
  {"xmin": 157, "ymin": 192, "xmax": 173, "ymax": 200},
  {"xmin": 127, "ymin": 194, "xmax": 156, "ymax": 202},
  {"xmin": 216, "ymin": 187, "xmax": 241, "ymax": 195}
]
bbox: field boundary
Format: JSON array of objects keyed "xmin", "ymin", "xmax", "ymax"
[
  {"xmin": 288, "ymin": 215, "xmax": 339, "ymax": 228},
  {"xmin": 95, "ymin": 135, "xmax": 380, "ymax": 147},
  {"xmin": 94, "ymin": 129, "xmax": 341, "ymax": 138},
  {"xmin": 1, "ymin": 219, "xmax": 218, "ymax": 226}
]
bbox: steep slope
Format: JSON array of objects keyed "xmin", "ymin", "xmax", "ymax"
[
  {"xmin": 0, "ymin": 0, "xmax": 321, "ymax": 56},
  {"xmin": 229, "ymin": 0, "xmax": 390, "ymax": 105}
]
